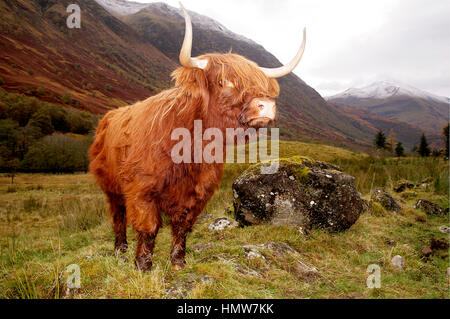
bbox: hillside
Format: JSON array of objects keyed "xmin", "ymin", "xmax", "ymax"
[
  {"xmin": 328, "ymin": 102, "xmax": 443, "ymax": 150},
  {"xmin": 1, "ymin": 141, "xmax": 448, "ymax": 298},
  {"xmin": 327, "ymin": 81, "xmax": 449, "ymax": 135},
  {"xmin": 1, "ymin": 0, "xmax": 445, "ymax": 149},
  {"xmin": 0, "ymin": 0, "xmax": 176, "ymax": 113}
]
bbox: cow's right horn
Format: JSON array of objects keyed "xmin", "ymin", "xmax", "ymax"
[
  {"xmin": 260, "ymin": 28, "xmax": 306, "ymax": 78},
  {"xmin": 179, "ymin": 2, "xmax": 208, "ymax": 70}
]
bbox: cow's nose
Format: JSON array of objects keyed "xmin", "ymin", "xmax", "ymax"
[{"xmin": 256, "ymin": 100, "xmax": 276, "ymax": 120}]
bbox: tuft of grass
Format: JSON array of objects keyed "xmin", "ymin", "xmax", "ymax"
[
  {"xmin": 23, "ymin": 196, "xmax": 42, "ymax": 212},
  {"xmin": 58, "ymin": 197, "xmax": 107, "ymax": 233}
]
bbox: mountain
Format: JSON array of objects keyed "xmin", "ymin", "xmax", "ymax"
[
  {"xmin": 0, "ymin": 0, "xmax": 176, "ymax": 113},
  {"xmin": 328, "ymin": 102, "xmax": 442, "ymax": 150},
  {"xmin": 103, "ymin": 1, "xmax": 384, "ymax": 147},
  {"xmin": 2, "ymin": 0, "xmax": 439, "ymax": 150},
  {"xmin": 327, "ymin": 81, "xmax": 449, "ymax": 135}
]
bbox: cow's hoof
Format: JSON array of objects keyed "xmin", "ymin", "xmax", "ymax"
[
  {"xmin": 135, "ymin": 257, "xmax": 152, "ymax": 272},
  {"xmin": 114, "ymin": 239, "xmax": 128, "ymax": 253},
  {"xmin": 172, "ymin": 264, "xmax": 184, "ymax": 271}
]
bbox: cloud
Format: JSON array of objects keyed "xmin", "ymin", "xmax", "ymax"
[
  {"xmin": 303, "ymin": 0, "xmax": 450, "ymax": 96},
  {"xmin": 133, "ymin": 0, "xmax": 450, "ymax": 97}
]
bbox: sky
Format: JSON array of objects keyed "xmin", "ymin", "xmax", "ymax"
[{"xmin": 131, "ymin": 0, "xmax": 450, "ymax": 98}]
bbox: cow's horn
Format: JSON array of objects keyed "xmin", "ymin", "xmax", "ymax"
[
  {"xmin": 179, "ymin": 2, "xmax": 208, "ymax": 69},
  {"xmin": 260, "ymin": 28, "xmax": 306, "ymax": 78}
]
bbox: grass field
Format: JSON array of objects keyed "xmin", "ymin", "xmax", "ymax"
[{"xmin": 0, "ymin": 141, "xmax": 448, "ymax": 298}]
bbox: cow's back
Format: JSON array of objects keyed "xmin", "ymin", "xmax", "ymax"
[{"xmin": 89, "ymin": 103, "xmax": 140, "ymax": 194}]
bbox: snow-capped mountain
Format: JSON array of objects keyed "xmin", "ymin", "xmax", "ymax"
[
  {"xmin": 94, "ymin": 0, "xmax": 150, "ymax": 16},
  {"xmin": 94, "ymin": 0, "xmax": 254, "ymax": 44},
  {"xmin": 326, "ymin": 80, "xmax": 449, "ymax": 104},
  {"xmin": 327, "ymin": 81, "xmax": 449, "ymax": 135}
]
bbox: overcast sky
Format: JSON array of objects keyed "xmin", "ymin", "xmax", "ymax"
[{"xmin": 132, "ymin": 0, "xmax": 450, "ymax": 98}]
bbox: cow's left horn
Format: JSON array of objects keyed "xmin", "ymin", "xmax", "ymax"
[
  {"xmin": 179, "ymin": 2, "xmax": 208, "ymax": 70},
  {"xmin": 260, "ymin": 28, "xmax": 306, "ymax": 78}
]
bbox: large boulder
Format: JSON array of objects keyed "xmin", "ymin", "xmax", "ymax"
[{"xmin": 232, "ymin": 157, "xmax": 363, "ymax": 232}]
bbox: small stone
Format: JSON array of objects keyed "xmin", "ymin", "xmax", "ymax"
[
  {"xmin": 385, "ymin": 239, "xmax": 395, "ymax": 246},
  {"xmin": 391, "ymin": 255, "xmax": 405, "ymax": 269},
  {"xmin": 371, "ymin": 189, "xmax": 401, "ymax": 213},
  {"xmin": 439, "ymin": 226, "xmax": 450, "ymax": 234},
  {"xmin": 289, "ymin": 175, "xmax": 295, "ymax": 181},
  {"xmin": 414, "ymin": 199, "xmax": 445, "ymax": 216},
  {"xmin": 421, "ymin": 246, "xmax": 432, "ymax": 258},
  {"xmin": 246, "ymin": 249, "xmax": 265, "ymax": 259},
  {"xmin": 208, "ymin": 217, "xmax": 238, "ymax": 231},
  {"xmin": 393, "ymin": 181, "xmax": 414, "ymax": 193}
]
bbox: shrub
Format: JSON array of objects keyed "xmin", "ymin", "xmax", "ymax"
[
  {"xmin": 20, "ymin": 133, "xmax": 92, "ymax": 173},
  {"xmin": 27, "ymin": 108, "xmax": 54, "ymax": 136},
  {"xmin": 61, "ymin": 93, "xmax": 72, "ymax": 104}
]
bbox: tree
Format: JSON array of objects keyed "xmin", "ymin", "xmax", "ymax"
[
  {"xmin": 374, "ymin": 130, "xmax": 386, "ymax": 149},
  {"xmin": 21, "ymin": 133, "xmax": 91, "ymax": 173},
  {"xmin": 5, "ymin": 158, "xmax": 20, "ymax": 184},
  {"xmin": 386, "ymin": 128, "xmax": 396, "ymax": 153},
  {"xmin": 417, "ymin": 133, "xmax": 431, "ymax": 157},
  {"xmin": 27, "ymin": 108, "xmax": 54, "ymax": 136},
  {"xmin": 443, "ymin": 123, "xmax": 449, "ymax": 159},
  {"xmin": 395, "ymin": 142, "xmax": 405, "ymax": 157}
]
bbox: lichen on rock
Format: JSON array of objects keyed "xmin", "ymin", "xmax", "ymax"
[{"xmin": 232, "ymin": 157, "xmax": 363, "ymax": 232}]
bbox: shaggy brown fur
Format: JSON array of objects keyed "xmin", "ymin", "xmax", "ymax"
[{"xmin": 89, "ymin": 53, "xmax": 280, "ymax": 271}]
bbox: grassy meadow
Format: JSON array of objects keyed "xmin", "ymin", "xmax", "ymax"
[{"xmin": 0, "ymin": 141, "xmax": 448, "ymax": 298}]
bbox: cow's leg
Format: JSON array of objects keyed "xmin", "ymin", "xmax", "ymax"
[
  {"xmin": 169, "ymin": 207, "xmax": 203, "ymax": 270},
  {"xmin": 126, "ymin": 196, "xmax": 161, "ymax": 272},
  {"xmin": 106, "ymin": 193, "xmax": 128, "ymax": 253}
]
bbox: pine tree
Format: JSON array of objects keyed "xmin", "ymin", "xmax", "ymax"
[
  {"xmin": 418, "ymin": 133, "xmax": 431, "ymax": 157},
  {"xmin": 374, "ymin": 130, "xmax": 386, "ymax": 149},
  {"xmin": 395, "ymin": 142, "xmax": 405, "ymax": 157}
]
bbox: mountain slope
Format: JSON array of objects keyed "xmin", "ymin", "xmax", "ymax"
[
  {"xmin": 327, "ymin": 81, "xmax": 449, "ymax": 135},
  {"xmin": 0, "ymin": 0, "xmax": 176, "ymax": 113},
  {"xmin": 2, "ymin": 0, "xmax": 436, "ymax": 150},
  {"xmin": 101, "ymin": 1, "xmax": 380, "ymax": 147},
  {"xmin": 328, "ymin": 102, "xmax": 443, "ymax": 150}
]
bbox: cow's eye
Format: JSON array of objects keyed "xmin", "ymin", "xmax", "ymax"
[{"xmin": 219, "ymin": 79, "xmax": 234, "ymax": 88}]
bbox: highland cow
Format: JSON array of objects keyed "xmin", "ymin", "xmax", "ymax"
[{"xmin": 89, "ymin": 3, "xmax": 306, "ymax": 271}]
